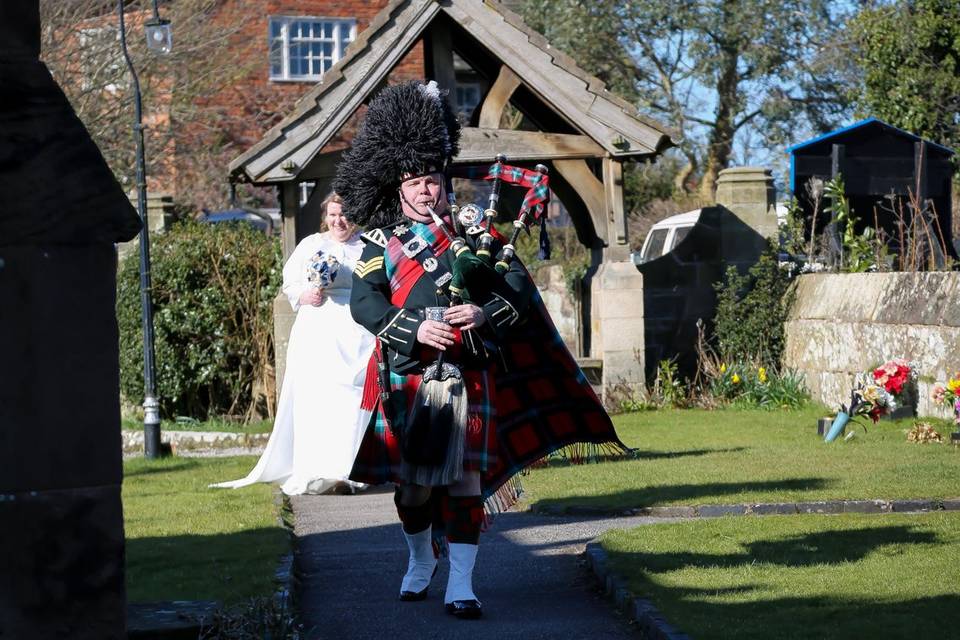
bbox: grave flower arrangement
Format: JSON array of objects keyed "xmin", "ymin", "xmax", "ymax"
[
  {"xmin": 871, "ymin": 359, "xmax": 914, "ymax": 399},
  {"xmin": 824, "ymin": 360, "xmax": 915, "ymax": 442},
  {"xmin": 930, "ymin": 372, "xmax": 960, "ymax": 427},
  {"xmin": 305, "ymin": 250, "xmax": 340, "ymax": 289}
]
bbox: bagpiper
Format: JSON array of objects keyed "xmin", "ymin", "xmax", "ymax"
[{"xmin": 335, "ymin": 80, "xmax": 626, "ymax": 620}]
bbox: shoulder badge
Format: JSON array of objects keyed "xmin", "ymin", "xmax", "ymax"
[{"xmin": 360, "ymin": 228, "xmax": 388, "ymax": 248}]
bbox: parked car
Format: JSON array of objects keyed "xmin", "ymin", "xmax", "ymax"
[
  {"xmin": 199, "ymin": 208, "xmax": 280, "ymax": 235},
  {"xmin": 632, "ymin": 210, "xmax": 701, "ymax": 264}
]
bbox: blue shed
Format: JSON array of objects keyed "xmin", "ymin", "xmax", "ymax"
[{"xmin": 788, "ymin": 117, "xmax": 956, "ymax": 262}]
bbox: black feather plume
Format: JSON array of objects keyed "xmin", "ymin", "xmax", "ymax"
[{"xmin": 334, "ymin": 81, "xmax": 461, "ymax": 229}]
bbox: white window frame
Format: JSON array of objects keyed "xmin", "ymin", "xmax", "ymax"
[
  {"xmin": 269, "ymin": 16, "xmax": 356, "ymax": 82},
  {"xmin": 455, "ymin": 83, "xmax": 482, "ymax": 119}
]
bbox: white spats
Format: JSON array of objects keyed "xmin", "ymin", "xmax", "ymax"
[
  {"xmin": 444, "ymin": 542, "xmax": 480, "ymax": 604},
  {"xmin": 400, "ymin": 527, "xmax": 437, "ymax": 595}
]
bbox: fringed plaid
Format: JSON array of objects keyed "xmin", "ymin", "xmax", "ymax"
[
  {"xmin": 485, "ymin": 162, "xmax": 550, "ymax": 220},
  {"xmin": 477, "ymin": 287, "xmax": 629, "ymax": 501},
  {"xmin": 351, "ymin": 289, "xmax": 628, "ymax": 504}
]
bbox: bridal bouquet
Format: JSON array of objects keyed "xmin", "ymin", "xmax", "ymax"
[{"xmin": 306, "ymin": 250, "xmax": 340, "ymax": 289}]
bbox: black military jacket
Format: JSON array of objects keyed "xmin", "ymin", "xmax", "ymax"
[{"xmin": 350, "ymin": 219, "xmax": 534, "ymax": 374}]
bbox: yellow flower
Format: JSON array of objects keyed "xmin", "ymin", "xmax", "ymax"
[
  {"xmin": 948, "ymin": 378, "xmax": 960, "ymax": 393},
  {"xmin": 732, "ymin": 373, "xmax": 741, "ymax": 384},
  {"xmin": 758, "ymin": 367, "xmax": 767, "ymax": 383},
  {"xmin": 720, "ymin": 363, "xmax": 727, "ymax": 374}
]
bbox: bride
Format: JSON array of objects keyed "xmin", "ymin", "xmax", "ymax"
[{"xmin": 213, "ymin": 193, "xmax": 375, "ymax": 495}]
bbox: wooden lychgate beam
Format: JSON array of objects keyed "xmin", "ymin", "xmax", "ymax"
[
  {"xmin": 456, "ymin": 128, "xmax": 604, "ymax": 163},
  {"xmin": 553, "ymin": 159, "xmax": 607, "ymax": 243},
  {"xmin": 478, "ymin": 65, "xmax": 521, "ymax": 128}
]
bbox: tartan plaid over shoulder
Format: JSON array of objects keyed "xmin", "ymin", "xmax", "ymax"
[{"xmin": 479, "ymin": 285, "xmax": 627, "ymax": 499}]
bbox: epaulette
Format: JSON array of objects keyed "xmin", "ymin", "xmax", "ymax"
[{"xmin": 360, "ymin": 228, "xmax": 388, "ymax": 248}]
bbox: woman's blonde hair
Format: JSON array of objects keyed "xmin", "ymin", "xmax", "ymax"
[{"xmin": 319, "ymin": 192, "xmax": 348, "ymax": 232}]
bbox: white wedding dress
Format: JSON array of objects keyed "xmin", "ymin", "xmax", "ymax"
[{"xmin": 212, "ymin": 231, "xmax": 375, "ymax": 495}]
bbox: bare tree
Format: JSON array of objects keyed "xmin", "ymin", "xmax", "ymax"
[{"xmin": 40, "ymin": 0, "xmax": 292, "ymax": 213}]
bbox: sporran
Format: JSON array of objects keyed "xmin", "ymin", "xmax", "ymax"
[{"xmin": 401, "ymin": 308, "xmax": 468, "ymax": 486}]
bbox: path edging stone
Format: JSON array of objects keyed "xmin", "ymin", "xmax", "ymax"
[
  {"xmin": 536, "ymin": 497, "xmax": 960, "ymax": 519},
  {"xmin": 584, "ymin": 542, "xmax": 690, "ymax": 640}
]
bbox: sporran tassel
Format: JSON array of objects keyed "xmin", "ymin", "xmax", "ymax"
[{"xmin": 402, "ymin": 362, "xmax": 469, "ymax": 487}]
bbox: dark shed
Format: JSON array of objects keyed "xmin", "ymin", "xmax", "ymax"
[{"xmin": 789, "ymin": 117, "xmax": 956, "ymax": 262}]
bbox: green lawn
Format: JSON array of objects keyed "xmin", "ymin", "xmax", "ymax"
[
  {"xmin": 122, "ymin": 416, "xmax": 273, "ymax": 433},
  {"xmin": 124, "ymin": 456, "xmax": 288, "ymax": 603},
  {"xmin": 601, "ymin": 512, "xmax": 960, "ymax": 639},
  {"xmin": 523, "ymin": 407, "xmax": 960, "ymax": 511}
]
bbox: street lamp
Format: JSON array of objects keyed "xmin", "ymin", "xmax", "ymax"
[
  {"xmin": 145, "ymin": 4, "xmax": 172, "ymax": 55},
  {"xmin": 118, "ymin": 0, "xmax": 171, "ymax": 459}
]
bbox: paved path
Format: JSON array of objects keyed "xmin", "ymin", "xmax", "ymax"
[{"xmin": 291, "ymin": 488, "xmax": 667, "ymax": 639}]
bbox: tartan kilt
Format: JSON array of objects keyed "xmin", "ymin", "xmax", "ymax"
[{"xmin": 350, "ymin": 366, "xmax": 497, "ymax": 486}]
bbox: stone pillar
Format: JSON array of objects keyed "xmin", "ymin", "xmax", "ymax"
[
  {"xmin": 590, "ymin": 261, "xmax": 645, "ymax": 405},
  {"xmin": 118, "ymin": 192, "xmax": 175, "ymax": 261},
  {"xmin": 1, "ymin": 248, "xmax": 129, "ymax": 640},
  {"xmin": 714, "ymin": 166, "xmax": 777, "ymax": 235},
  {"xmin": 714, "ymin": 167, "xmax": 778, "ymax": 270},
  {"xmin": 273, "ymin": 293, "xmax": 296, "ymax": 396}
]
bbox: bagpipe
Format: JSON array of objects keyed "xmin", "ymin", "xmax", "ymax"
[
  {"xmin": 398, "ymin": 156, "xmax": 551, "ymax": 470},
  {"xmin": 424, "ymin": 154, "xmax": 551, "ymax": 306}
]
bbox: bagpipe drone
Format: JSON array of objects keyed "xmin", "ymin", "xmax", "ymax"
[{"xmin": 423, "ymin": 154, "xmax": 551, "ymax": 308}]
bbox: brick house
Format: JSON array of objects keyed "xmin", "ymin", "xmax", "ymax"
[
  {"xmin": 195, "ymin": 0, "xmax": 428, "ymax": 211},
  {"xmin": 123, "ymin": 0, "xmax": 496, "ymax": 213}
]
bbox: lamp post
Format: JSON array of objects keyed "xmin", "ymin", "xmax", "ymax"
[{"xmin": 118, "ymin": 0, "xmax": 171, "ymax": 459}]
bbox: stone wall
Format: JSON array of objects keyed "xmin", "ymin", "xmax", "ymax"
[
  {"xmin": 784, "ymin": 272, "xmax": 960, "ymax": 417},
  {"xmin": 533, "ymin": 265, "xmax": 579, "ymax": 355}
]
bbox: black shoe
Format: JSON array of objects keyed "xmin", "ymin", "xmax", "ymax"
[
  {"xmin": 399, "ymin": 586, "xmax": 429, "ymax": 601},
  {"xmin": 445, "ymin": 599, "xmax": 482, "ymax": 619},
  {"xmin": 399, "ymin": 565, "xmax": 438, "ymax": 601}
]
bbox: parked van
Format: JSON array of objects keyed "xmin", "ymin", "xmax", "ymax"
[
  {"xmin": 633, "ymin": 204, "xmax": 791, "ymax": 265},
  {"xmin": 633, "ymin": 210, "xmax": 701, "ymax": 264}
]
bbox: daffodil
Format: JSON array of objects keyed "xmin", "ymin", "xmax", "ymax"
[
  {"xmin": 947, "ymin": 378, "xmax": 960, "ymax": 393},
  {"xmin": 732, "ymin": 373, "xmax": 741, "ymax": 384},
  {"xmin": 720, "ymin": 363, "xmax": 727, "ymax": 374},
  {"xmin": 758, "ymin": 367, "xmax": 767, "ymax": 383}
]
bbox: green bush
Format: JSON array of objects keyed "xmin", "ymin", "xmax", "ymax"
[
  {"xmin": 713, "ymin": 244, "xmax": 795, "ymax": 371},
  {"xmin": 118, "ymin": 220, "xmax": 282, "ymax": 421},
  {"xmin": 654, "ymin": 358, "xmax": 688, "ymax": 408}
]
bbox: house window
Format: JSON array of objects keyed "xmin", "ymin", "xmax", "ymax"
[
  {"xmin": 269, "ymin": 16, "xmax": 355, "ymax": 81},
  {"xmin": 300, "ymin": 181, "xmax": 316, "ymax": 207},
  {"xmin": 455, "ymin": 83, "xmax": 481, "ymax": 120}
]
